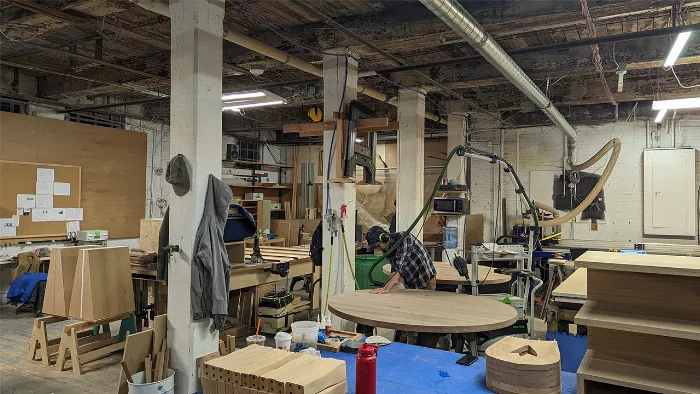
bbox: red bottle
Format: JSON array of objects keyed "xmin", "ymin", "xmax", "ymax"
[{"xmin": 356, "ymin": 343, "xmax": 378, "ymax": 394}]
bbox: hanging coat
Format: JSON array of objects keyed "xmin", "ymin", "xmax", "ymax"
[{"xmin": 192, "ymin": 174, "xmax": 233, "ymax": 330}]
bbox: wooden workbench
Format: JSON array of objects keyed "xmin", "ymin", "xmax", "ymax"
[
  {"xmin": 328, "ymin": 289, "xmax": 517, "ymax": 334},
  {"xmin": 382, "ymin": 261, "xmax": 511, "ymax": 286},
  {"xmin": 232, "ymin": 246, "xmax": 315, "ymax": 291}
]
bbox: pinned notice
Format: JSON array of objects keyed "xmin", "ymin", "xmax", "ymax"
[
  {"xmin": 66, "ymin": 208, "xmax": 83, "ymax": 221},
  {"xmin": 0, "ymin": 224, "xmax": 16, "ymax": 237},
  {"xmin": 17, "ymin": 194, "xmax": 36, "ymax": 209},
  {"xmin": 36, "ymin": 195, "xmax": 53, "ymax": 209},
  {"xmin": 54, "ymin": 182, "xmax": 70, "ymax": 196},
  {"xmin": 66, "ymin": 221, "xmax": 80, "ymax": 237},
  {"xmin": 36, "ymin": 182, "xmax": 53, "ymax": 195},
  {"xmin": 37, "ymin": 168, "xmax": 54, "ymax": 182}
]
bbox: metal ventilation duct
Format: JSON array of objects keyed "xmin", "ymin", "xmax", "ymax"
[{"xmin": 419, "ymin": 0, "xmax": 577, "ymax": 142}]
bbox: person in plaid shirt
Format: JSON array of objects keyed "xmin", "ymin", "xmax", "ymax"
[{"xmin": 365, "ymin": 226, "xmax": 437, "ymax": 294}]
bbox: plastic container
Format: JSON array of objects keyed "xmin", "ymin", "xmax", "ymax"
[
  {"xmin": 291, "ymin": 321, "xmax": 319, "ymax": 349},
  {"xmin": 355, "ymin": 255, "xmax": 390, "ymax": 290},
  {"xmin": 274, "ymin": 332, "xmax": 292, "ymax": 351},
  {"xmin": 128, "ymin": 369, "xmax": 175, "ymax": 394},
  {"xmin": 443, "ymin": 226, "xmax": 458, "ymax": 249},
  {"xmin": 246, "ymin": 335, "xmax": 266, "ymax": 347}
]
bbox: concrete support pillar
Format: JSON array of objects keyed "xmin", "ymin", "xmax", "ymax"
[
  {"xmin": 168, "ymin": 1, "xmax": 224, "ymax": 392},
  {"xmin": 446, "ymin": 113, "xmax": 467, "ymax": 254},
  {"xmin": 397, "ymin": 89, "xmax": 425, "ymax": 240},
  {"xmin": 322, "ymin": 53, "xmax": 357, "ymax": 330}
]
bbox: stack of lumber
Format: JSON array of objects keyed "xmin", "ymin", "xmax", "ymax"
[
  {"xmin": 118, "ymin": 314, "xmax": 170, "ymax": 393},
  {"xmin": 43, "ymin": 246, "xmax": 98, "ymax": 317},
  {"xmin": 201, "ymin": 344, "xmax": 347, "ymax": 394},
  {"xmin": 574, "ymin": 251, "xmax": 700, "ymax": 394},
  {"xmin": 68, "ymin": 246, "xmax": 135, "ymax": 321},
  {"xmin": 129, "ymin": 251, "xmax": 157, "ymax": 274},
  {"xmin": 485, "ymin": 336, "xmax": 561, "ymax": 394}
]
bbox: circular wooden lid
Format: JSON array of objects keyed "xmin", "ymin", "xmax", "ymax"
[{"xmin": 328, "ymin": 289, "xmax": 518, "ymax": 333}]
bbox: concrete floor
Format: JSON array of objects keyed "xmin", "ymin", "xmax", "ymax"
[
  {"xmin": 0, "ymin": 305, "xmax": 123, "ymax": 394},
  {"xmin": 0, "ymin": 304, "xmax": 549, "ymax": 394}
]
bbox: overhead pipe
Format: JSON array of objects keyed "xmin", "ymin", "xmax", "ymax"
[
  {"xmin": 131, "ymin": 0, "xmax": 445, "ymax": 124},
  {"xmin": 419, "ymin": 0, "xmax": 577, "ymax": 142}
]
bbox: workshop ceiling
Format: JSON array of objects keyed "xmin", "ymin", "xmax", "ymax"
[{"xmin": 1, "ymin": 0, "xmax": 700, "ymax": 136}]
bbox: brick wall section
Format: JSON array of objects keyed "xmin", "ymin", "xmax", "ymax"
[{"xmin": 471, "ymin": 119, "xmax": 700, "ymax": 244}]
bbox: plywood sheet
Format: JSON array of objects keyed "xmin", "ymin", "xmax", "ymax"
[
  {"xmin": 43, "ymin": 246, "xmax": 98, "ymax": 317},
  {"xmin": 118, "ymin": 329, "xmax": 153, "ymax": 394},
  {"xmin": 69, "ymin": 246, "xmax": 135, "ymax": 321},
  {"xmin": 382, "ymin": 261, "xmax": 511, "ymax": 285},
  {"xmin": 0, "ymin": 112, "xmax": 146, "ymax": 239},
  {"xmin": 139, "ymin": 219, "xmax": 163, "ymax": 252},
  {"xmin": 575, "ymin": 251, "xmax": 700, "ymax": 277},
  {"xmin": 552, "ymin": 268, "xmax": 587, "ymax": 300},
  {"xmin": 0, "ymin": 160, "xmax": 81, "ymax": 239}
]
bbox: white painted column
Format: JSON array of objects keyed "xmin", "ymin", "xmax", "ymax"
[
  {"xmin": 397, "ymin": 89, "xmax": 425, "ymax": 240},
  {"xmin": 446, "ymin": 113, "xmax": 467, "ymax": 255},
  {"xmin": 322, "ymin": 53, "xmax": 357, "ymax": 330},
  {"xmin": 168, "ymin": 1, "xmax": 224, "ymax": 393}
]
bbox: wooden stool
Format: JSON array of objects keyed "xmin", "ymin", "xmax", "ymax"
[{"xmin": 55, "ymin": 313, "xmax": 135, "ymax": 375}]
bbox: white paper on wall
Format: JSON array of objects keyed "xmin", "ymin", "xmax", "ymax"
[
  {"xmin": 35, "ymin": 195, "xmax": 54, "ymax": 209},
  {"xmin": 32, "ymin": 209, "xmax": 51, "ymax": 222},
  {"xmin": 0, "ymin": 225, "xmax": 16, "ymax": 237},
  {"xmin": 11, "ymin": 215, "xmax": 19, "ymax": 226},
  {"xmin": 17, "ymin": 194, "xmax": 36, "ymax": 209},
  {"xmin": 0, "ymin": 218, "xmax": 13, "ymax": 227},
  {"xmin": 36, "ymin": 182, "xmax": 54, "ymax": 195},
  {"xmin": 37, "ymin": 168, "xmax": 54, "ymax": 182},
  {"xmin": 66, "ymin": 208, "xmax": 83, "ymax": 221},
  {"xmin": 50, "ymin": 208, "xmax": 67, "ymax": 221},
  {"xmin": 53, "ymin": 182, "xmax": 70, "ymax": 196},
  {"xmin": 66, "ymin": 221, "xmax": 80, "ymax": 236}
]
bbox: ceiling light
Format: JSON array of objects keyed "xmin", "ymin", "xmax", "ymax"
[
  {"xmin": 664, "ymin": 32, "xmax": 692, "ymax": 68},
  {"xmin": 222, "ymin": 100, "xmax": 284, "ymax": 112},
  {"xmin": 654, "ymin": 109, "xmax": 667, "ymax": 123},
  {"xmin": 355, "ymin": 137, "xmax": 364, "ymax": 143},
  {"xmin": 652, "ymin": 97, "xmax": 700, "ymax": 110},
  {"xmin": 221, "ymin": 91, "xmax": 266, "ymax": 101}
]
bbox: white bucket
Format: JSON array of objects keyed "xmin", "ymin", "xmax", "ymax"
[
  {"xmin": 274, "ymin": 332, "xmax": 292, "ymax": 351},
  {"xmin": 291, "ymin": 321, "xmax": 319, "ymax": 349},
  {"xmin": 128, "ymin": 369, "xmax": 175, "ymax": 394}
]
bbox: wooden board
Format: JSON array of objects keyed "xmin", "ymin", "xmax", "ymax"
[
  {"xmin": 68, "ymin": 246, "xmax": 135, "ymax": 321},
  {"xmin": 230, "ymin": 259, "xmax": 313, "ymax": 291},
  {"xmin": 0, "ymin": 160, "xmax": 81, "ymax": 240},
  {"xmin": 382, "ymin": 261, "xmax": 511, "ymax": 285},
  {"xmin": 139, "ymin": 219, "xmax": 163, "ymax": 252},
  {"xmin": 551, "ymin": 268, "xmax": 587, "ymax": 300},
  {"xmin": 270, "ymin": 221, "xmax": 293, "ymax": 247},
  {"xmin": 577, "ymin": 349, "xmax": 700, "ymax": 394},
  {"xmin": 0, "ymin": 112, "xmax": 147, "ymax": 239},
  {"xmin": 575, "ymin": 251, "xmax": 700, "ymax": 277},
  {"xmin": 328, "ymin": 289, "xmax": 517, "ymax": 333},
  {"xmin": 118, "ymin": 330, "xmax": 153, "ymax": 394},
  {"xmin": 43, "ymin": 246, "xmax": 98, "ymax": 317},
  {"xmin": 152, "ymin": 314, "xmax": 167, "ymax": 357}
]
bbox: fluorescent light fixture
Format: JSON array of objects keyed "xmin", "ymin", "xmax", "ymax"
[
  {"xmin": 355, "ymin": 137, "xmax": 364, "ymax": 143},
  {"xmin": 664, "ymin": 31, "xmax": 692, "ymax": 68},
  {"xmin": 652, "ymin": 97, "xmax": 700, "ymax": 110},
  {"xmin": 654, "ymin": 109, "xmax": 667, "ymax": 123},
  {"xmin": 221, "ymin": 91, "xmax": 266, "ymax": 101},
  {"xmin": 222, "ymin": 100, "xmax": 284, "ymax": 112}
]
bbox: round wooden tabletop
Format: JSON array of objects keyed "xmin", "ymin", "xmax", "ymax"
[
  {"xmin": 382, "ymin": 262, "xmax": 512, "ymax": 286},
  {"xmin": 328, "ymin": 289, "xmax": 518, "ymax": 333}
]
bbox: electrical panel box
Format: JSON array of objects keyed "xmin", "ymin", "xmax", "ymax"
[{"xmin": 643, "ymin": 148, "xmax": 697, "ymax": 236}]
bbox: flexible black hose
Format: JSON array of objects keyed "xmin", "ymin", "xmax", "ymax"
[{"xmin": 367, "ymin": 145, "xmax": 539, "ymax": 287}]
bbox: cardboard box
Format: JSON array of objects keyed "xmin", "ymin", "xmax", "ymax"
[{"xmin": 245, "ymin": 192, "xmax": 263, "ymax": 200}]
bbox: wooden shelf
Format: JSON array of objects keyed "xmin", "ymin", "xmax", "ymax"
[
  {"xmin": 577, "ymin": 350, "xmax": 700, "ymax": 394},
  {"xmin": 222, "ymin": 159, "xmax": 293, "ymax": 169},
  {"xmin": 575, "ymin": 251, "xmax": 700, "ymax": 277},
  {"xmin": 575, "ymin": 301, "xmax": 700, "ymax": 341},
  {"xmin": 229, "ymin": 183, "xmax": 292, "ymax": 190}
]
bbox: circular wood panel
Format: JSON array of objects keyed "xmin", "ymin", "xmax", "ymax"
[
  {"xmin": 382, "ymin": 262, "xmax": 511, "ymax": 285},
  {"xmin": 328, "ymin": 289, "xmax": 518, "ymax": 333}
]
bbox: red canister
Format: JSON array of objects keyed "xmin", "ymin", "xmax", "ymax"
[{"xmin": 356, "ymin": 343, "xmax": 378, "ymax": 394}]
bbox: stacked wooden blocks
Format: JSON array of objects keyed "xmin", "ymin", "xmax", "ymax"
[
  {"xmin": 201, "ymin": 345, "xmax": 347, "ymax": 394},
  {"xmin": 485, "ymin": 336, "xmax": 561, "ymax": 394},
  {"xmin": 574, "ymin": 251, "xmax": 700, "ymax": 394}
]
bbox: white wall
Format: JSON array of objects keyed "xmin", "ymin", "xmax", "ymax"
[{"xmin": 470, "ymin": 118, "xmax": 700, "ymax": 245}]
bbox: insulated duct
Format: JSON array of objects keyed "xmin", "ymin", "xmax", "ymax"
[
  {"xmin": 131, "ymin": 0, "xmax": 445, "ymax": 124},
  {"xmin": 419, "ymin": 0, "xmax": 577, "ymax": 142}
]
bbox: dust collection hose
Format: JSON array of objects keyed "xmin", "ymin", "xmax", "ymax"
[{"xmin": 368, "ymin": 145, "xmax": 539, "ymax": 287}]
